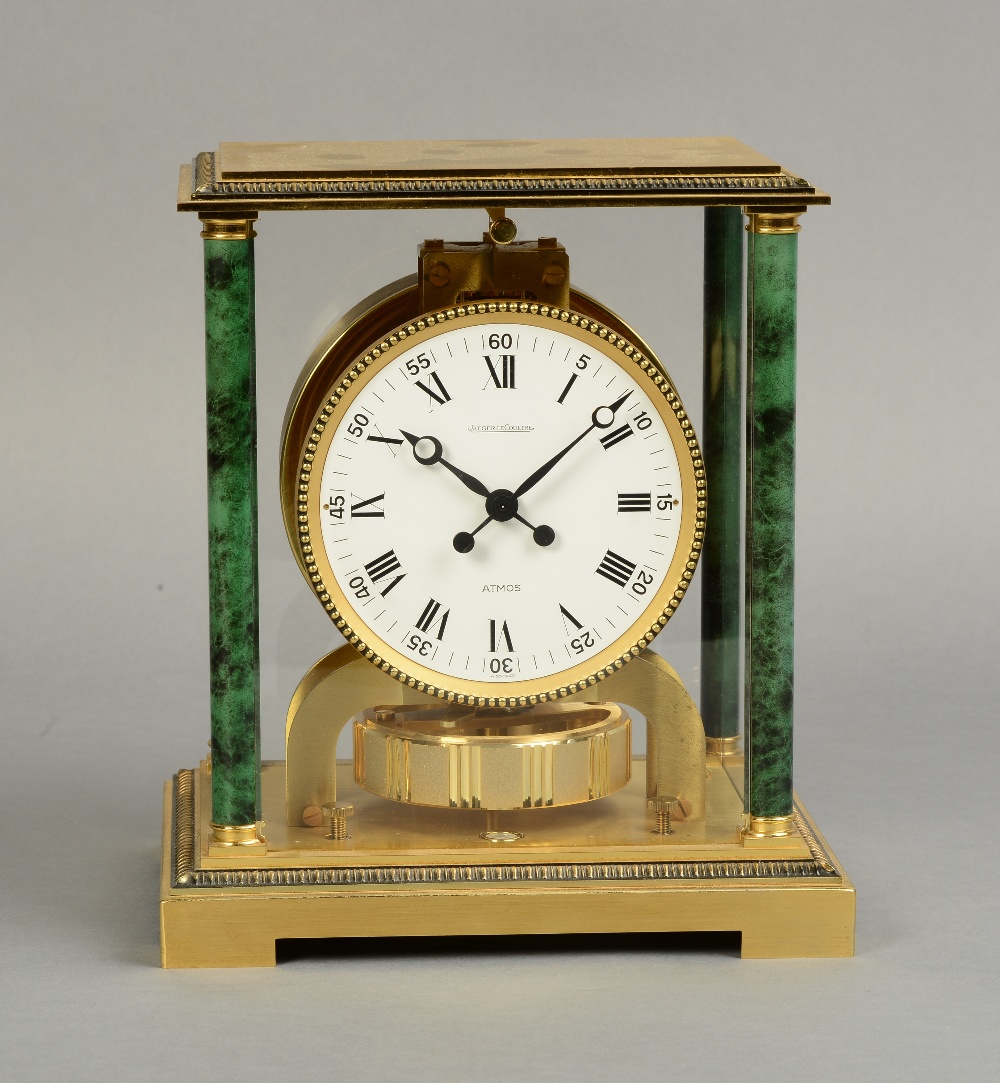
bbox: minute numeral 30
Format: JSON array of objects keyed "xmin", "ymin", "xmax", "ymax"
[
  {"xmin": 484, "ymin": 354, "xmax": 515, "ymax": 389},
  {"xmin": 617, "ymin": 492, "xmax": 651, "ymax": 513},
  {"xmin": 595, "ymin": 550, "xmax": 636, "ymax": 588},
  {"xmin": 364, "ymin": 550, "xmax": 406, "ymax": 596},
  {"xmin": 489, "ymin": 619, "xmax": 515, "ymax": 653},
  {"xmin": 415, "ymin": 371, "xmax": 451, "ymax": 406}
]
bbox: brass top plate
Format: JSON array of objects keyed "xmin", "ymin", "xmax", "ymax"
[
  {"xmin": 178, "ymin": 137, "xmax": 828, "ymax": 211},
  {"xmin": 217, "ymin": 137, "xmax": 781, "ymax": 178}
]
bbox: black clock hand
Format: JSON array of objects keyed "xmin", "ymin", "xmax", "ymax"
[
  {"xmin": 513, "ymin": 390, "xmax": 632, "ymax": 499},
  {"xmin": 399, "ymin": 430, "xmax": 490, "ymax": 498},
  {"xmin": 453, "ymin": 516, "xmax": 494, "ymax": 554},
  {"xmin": 453, "ymin": 509, "xmax": 555, "ymax": 553}
]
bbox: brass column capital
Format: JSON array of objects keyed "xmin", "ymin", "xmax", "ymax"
[
  {"xmin": 199, "ymin": 214, "xmax": 258, "ymax": 240},
  {"xmin": 744, "ymin": 208, "xmax": 805, "ymax": 235}
]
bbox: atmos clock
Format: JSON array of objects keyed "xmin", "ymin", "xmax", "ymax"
[{"xmin": 160, "ymin": 139, "xmax": 855, "ymax": 967}]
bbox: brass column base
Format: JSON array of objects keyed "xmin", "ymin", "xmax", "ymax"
[{"xmin": 160, "ymin": 760, "xmax": 855, "ymax": 967}]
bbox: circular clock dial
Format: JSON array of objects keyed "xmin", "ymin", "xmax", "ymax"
[{"xmin": 296, "ymin": 303, "xmax": 704, "ymax": 705}]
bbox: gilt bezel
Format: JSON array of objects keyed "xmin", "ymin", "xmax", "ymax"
[{"xmin": 294, "ymin": 301, "xmax": 705, "ymax": 707}]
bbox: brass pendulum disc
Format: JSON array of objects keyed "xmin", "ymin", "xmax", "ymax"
[{"xmin": 354, "ymin": 702, "xmax": 631, "ymax": 811}]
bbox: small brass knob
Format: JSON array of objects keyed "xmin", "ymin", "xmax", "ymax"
[
  {"xmin": 647, "ymin": 796, "xmax": 691, "ymax": 835},
  {"xmin": 323, "ymin": 803, "xmax": 354, "ymax": 840},
  {"xmin": 488, "ymin": 216, "xmax": 517, "ymax": 245}
]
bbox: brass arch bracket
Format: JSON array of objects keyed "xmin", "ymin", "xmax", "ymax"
[
  {"xmin": 566, "ymin": 649, "xmax": 706, "ymax": 818},
  {"xmin": 285, "ymin": 646, "xmax": 706, "ymax": 825}
]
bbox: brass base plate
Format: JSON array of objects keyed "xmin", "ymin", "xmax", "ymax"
[{"xmin": 160, "ymin": 758, "xmax": 855, "ymax": 967}]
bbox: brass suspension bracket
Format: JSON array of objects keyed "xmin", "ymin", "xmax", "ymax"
[{"xmin": 418, "ymin": 223, "xmax": 570, "ymax": 310}]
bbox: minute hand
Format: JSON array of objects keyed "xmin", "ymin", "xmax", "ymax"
[
  {"xmin": 513, "ymin": 390, "xmax": 632, "ymax": 499},
  {"xmin": 399, "ymin": 430, "xmax": 491, "ymax": 498}
]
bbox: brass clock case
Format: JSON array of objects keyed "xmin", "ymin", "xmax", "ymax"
[{"xmin": 282, "ymin": 296, "xmax": 706, "ymax": 707}]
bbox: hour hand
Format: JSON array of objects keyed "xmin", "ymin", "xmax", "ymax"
[{"xmin": 399, "ymin": 430, "xmax": 491, "ymax": 498}]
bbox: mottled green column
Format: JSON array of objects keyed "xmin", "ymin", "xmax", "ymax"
[
  {"xmin": 202, "ymin": 219, "xmax": 260, "ymax": 828},
  {"xmin": 701, "ymin": 208, "xmax": 743, "ymax": 741},
  {"xmin": 744, "ymin": 218, "xmax": 798, "ymax": 820}
]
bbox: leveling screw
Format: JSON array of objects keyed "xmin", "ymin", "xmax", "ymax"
[
  {"xmin": 323, "ymin": 803, "xmax": 354, "ymax": 840},
  {"xmin": 648, "ymin": 796, "xmax": 692, "ymax": 835}
]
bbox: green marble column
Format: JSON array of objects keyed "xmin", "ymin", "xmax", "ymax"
[
  {"xmin": 744, "ymin": 216, "xmax": 799, "ymax": 822},
  {"xmin": 701, "ymin": 208, "xmax": 743, "ymax": 742},
  {"xmin": 202, "ymin": 218, "xmax": 261, "ymax": 829}
]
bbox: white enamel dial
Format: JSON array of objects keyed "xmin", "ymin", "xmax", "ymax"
[{"xmin": 298, "ymin": 305, "xmax": 703, "ymax": 705}]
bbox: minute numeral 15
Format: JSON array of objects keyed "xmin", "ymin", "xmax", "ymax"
[{"xmin": 484, "ymin": 354, "xmax": 515, "ymax": 389}]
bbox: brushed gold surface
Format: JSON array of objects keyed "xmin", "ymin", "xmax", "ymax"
[
  {"xmin": 177, "ymin": 138, "xmax": 829, "ymax": 211},
  {"xmin": 217, "ymin": 138, "xmax": 782, "ymax": 178},
  {"xmin": 160, "ymin": 776, "xmax": 855, "ymax": 967},
  {"xmin": 219, "ymin": 756, "xmax": 807, "ymax": 869},
  {"xmin": 353, "ymin": 702, "xmax": 631, "ymax": 810}
]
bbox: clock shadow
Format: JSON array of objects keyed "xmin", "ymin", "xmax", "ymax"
[{"xmin": 275, "ymin": 930, "xmax": 742, "ymax": 965}]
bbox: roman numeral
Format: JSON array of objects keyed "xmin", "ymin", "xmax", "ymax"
[
  {"xmin": 351, "ymin": 493, "xmax": 385, "ymax": 518},
  {"xmin": 484, "ymin": 354, "xmax": 515, "ymax": 389},
  {"xmin": 617, "ymin": 492, "xmax": 651, "ymax": 513},
  {"xmin": 367, "ymin": 434, "xmax": 404, "ymax": 446},
  {"xmin": 599, "ymin": 423, "xmax": 633, "ymax": 450},
  {"xmin": 556, "ymin": 373, "xmax": 578, "ymax": 404},
  {"xmin": 415, "ymin": 598, "xmax": 450, "ymax": 640},
  {"xmin": 559, "ymin": 604, "xmax": 583, "ymax": 635},
  {"xmin": 489, "ymin": 619, "xmax": 514, "ymax": 653},
  {"xmin": 595, "ymin": 550, "xmax": 636, "ymax": 588},
  {"xmin": 364, "ymin": 550, "xmax": 406, "ymax": 596},
  {"xmin": 415, "ymin": 371, "xmax": 451, "ymax": 406}
]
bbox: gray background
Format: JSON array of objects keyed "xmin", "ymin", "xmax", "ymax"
[{"xmin": 2, "ymin": 1, "xmax": 998, "ymax": 1079}]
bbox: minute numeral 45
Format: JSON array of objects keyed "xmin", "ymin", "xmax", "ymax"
[
  {"xmin": 415, "ymin": 371, "xmax": 451, "ymax": 406},
  {"xmin": 351, "ymin": 493, "xmax": 385, "ymax": 518},
  {"xmin": 415, "ymin": 598, "xmax": 450, "ymax": 640},
  {"xmin": 364, "ymin": 550, "xmax": 406, "ymax": 596},
  {"xmin": 484, "ymin": 354, "xmax": 515, "ymax": 389},
  {"xmin": 599, "ymin": 423, "xmax": 633, "ymax": 451},
  {"xmin": 595, "ymin": 550, "xmax": 636, "ymax": 588},
  {"xmin": 617, "ymin": 492, "xmax": 651, "ymax": 513}
]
